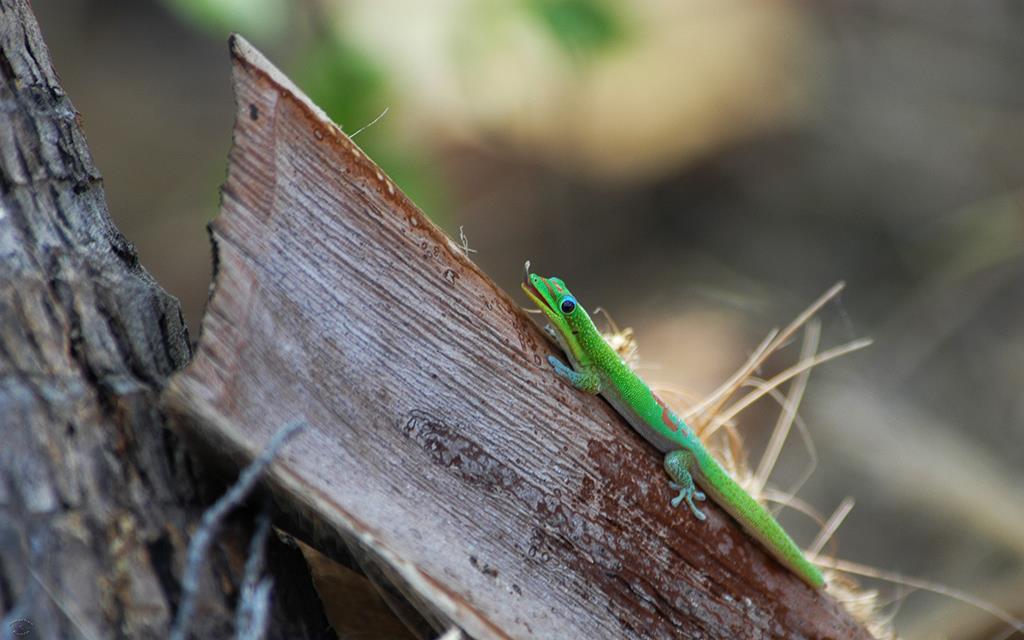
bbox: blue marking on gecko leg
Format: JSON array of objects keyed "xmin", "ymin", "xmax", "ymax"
[
  {"xmin": 547, "ymin": 355, "xmax": 601, "ymax": 394},
  {"xmin": 664, "ymin": 450, "xmax": 707, "ymax": 520}
]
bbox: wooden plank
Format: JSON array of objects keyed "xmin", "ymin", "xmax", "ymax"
[{"xmin": 165, "ymin": 34, "xmax": 873, "ymax": 639}]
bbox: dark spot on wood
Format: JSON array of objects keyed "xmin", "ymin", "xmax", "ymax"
[
  {"xmin": 7, "ymin": 619, "xmax": 34, "ymax": 637},
  {"xmin": 109, "ymin": 233, "xmax": 139, "ymax": 268},
  {"xmin": 469, "ymin": 555, "xmax": 499, "ymax": 578},
  {"xmin": 402, "ymin": 410, "xmax": 522, "ymax": 492}
]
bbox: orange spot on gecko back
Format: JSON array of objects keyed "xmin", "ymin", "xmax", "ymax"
[
  {"xmin": 653, "ymin": 394, "xmax": 678, "ymax": 432},
  {"xmin": 539, "ymin": 277, "xmax": 558, "ymax": 301}
]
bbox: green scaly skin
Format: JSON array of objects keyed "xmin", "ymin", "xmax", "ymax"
[{"xmin": 521, "ymin": 263, "xmax": 825, "ymax": 589}]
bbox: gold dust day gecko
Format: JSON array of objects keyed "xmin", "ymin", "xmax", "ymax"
[{"xmin": 521, "ymin": 263, "xmax": 825, "ymax": 588}]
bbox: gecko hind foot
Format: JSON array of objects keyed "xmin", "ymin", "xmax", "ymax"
[{"xmin": 668, "ymin": 481, "xmax": 707, "ymax": 521}]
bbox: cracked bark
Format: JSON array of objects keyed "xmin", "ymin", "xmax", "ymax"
[{"xmin": 0, "ymin": 2, "xmax": 330, "ymax": 638}]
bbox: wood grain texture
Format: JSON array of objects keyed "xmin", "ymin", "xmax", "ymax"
[
  {"xmin": 165, "ymin": 35, "xmax": 874, "ymax": 639},
  {"xmin": 0, "ymin": 4, "xmax": 331, "ymax": 638}
]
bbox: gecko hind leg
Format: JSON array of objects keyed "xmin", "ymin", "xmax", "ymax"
[{"xmin": 664, "ymin": 450, "xmax": 707, "ymax": 521}]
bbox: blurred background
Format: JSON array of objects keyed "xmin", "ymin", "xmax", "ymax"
[{"xmin": 33, "ymin": 1, "xmax": 1023, "ymax": 637}]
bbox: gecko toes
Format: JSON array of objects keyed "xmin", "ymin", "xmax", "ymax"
[{"xmin": 670, "ymin": 482, "xmax": 708, "ymax": 521}]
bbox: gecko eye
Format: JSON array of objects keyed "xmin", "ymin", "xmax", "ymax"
[{"xmin": 560, "ymin": 297, "xmax": 577, "ymax": 314}]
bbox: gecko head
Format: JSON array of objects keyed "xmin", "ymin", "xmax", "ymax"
[{"xmin": 521, "ymin": 261, "xmax": 584, "ymax": 340}]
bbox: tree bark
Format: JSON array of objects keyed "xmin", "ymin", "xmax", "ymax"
[
  {"xmin": 0, "ymin": 3, "xmax": 329, "ymax": 638},
  {"xmin": 164, "ymin": 34, "xmax": 875, "ymax": 639}
]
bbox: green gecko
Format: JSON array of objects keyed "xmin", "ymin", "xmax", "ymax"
[{"xmin": 521, "ymin": 263, "xmax": 825, "ymax": 588}]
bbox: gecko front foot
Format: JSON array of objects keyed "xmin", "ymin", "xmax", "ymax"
[{"xmin": 547, "ymin": 355, "xmax": 601, "ymax": 394}]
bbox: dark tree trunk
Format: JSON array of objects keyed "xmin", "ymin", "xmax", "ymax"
[{"xmin": 0, "ymin": 2, "xmax": 329, "ymax": 638}]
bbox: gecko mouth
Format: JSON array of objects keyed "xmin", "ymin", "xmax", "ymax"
[{"xmin": 522, "ymin": 261, "xmax": 555, "ymax": 313}]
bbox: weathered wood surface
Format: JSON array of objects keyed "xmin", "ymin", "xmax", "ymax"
[
  {"xmin": 165, "ymin": 35, "xmax": 873, "ymax": 639},
  {"xmin": 0, "ymin": 3, "xmax": 330, "ymax": 638}
]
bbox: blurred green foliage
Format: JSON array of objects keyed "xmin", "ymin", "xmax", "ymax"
[
  {"xmin": 525, "ymin": 0, "xmax": 626, "ymax": 61},
  {"xmin": 157, "ymin": 0, "xmax": 642, "ymax": 221},
  {"xmin": 162, "ymin": 0, "xmax": 447, "ymax": 221},
  {"xmin": 162, "ymin": 0, "xmax": 288, "ymax": 39}
]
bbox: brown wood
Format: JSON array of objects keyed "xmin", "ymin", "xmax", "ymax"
[
  {"xmin": 165, "ymin": 35, "xmax": 874, "ymax": 639},
  {"xmin": 0, "ymin": 3, "xmax": 330, "ymax": 638}
]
